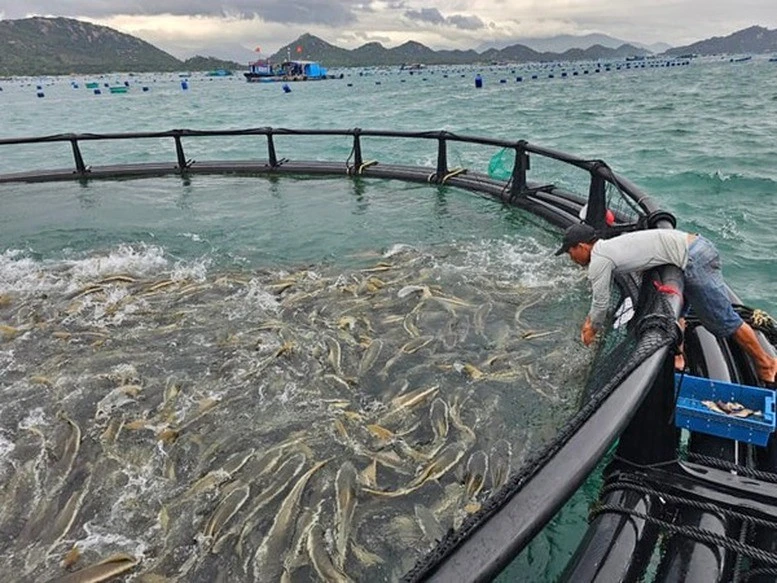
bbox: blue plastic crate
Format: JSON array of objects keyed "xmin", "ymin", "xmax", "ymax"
[{"xmin": 674, "ymin": 373, "xmax": 776, "ymax": 446}]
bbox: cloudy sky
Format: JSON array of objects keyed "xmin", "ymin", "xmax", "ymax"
[{"xmin": 1, "ymin": 1, "xmax": 776, "ymax": 61}]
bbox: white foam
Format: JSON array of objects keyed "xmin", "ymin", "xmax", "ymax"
[
  {"xmin": 79, "ymin": 521, "xmax": 149, "ymax": 559},
  {"xmin": 454, "ymin": 237, "xmax": 581, "ymax": 289},
  {"xmin": 224, "ymin": 278, "xmax": 280, "ymax": 320},
  {"xmin": 0, "ymin": 432, "xmax": 15, "ymax": 480},
  {"xmin": 62, "ymin": 244, "xmax": 169, "ymax": 287},
  {"xmin": 170, "ymin": 255, "xmax": 211, "ymax": 282},
  {"xmin": 18, "ymin": 407, "xmax": 48, "ymax": 430}
]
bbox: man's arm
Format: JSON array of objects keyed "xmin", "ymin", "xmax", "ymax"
[{"xmin": 585, "ymin": 255, "xmax": 614, "ymax": 341}]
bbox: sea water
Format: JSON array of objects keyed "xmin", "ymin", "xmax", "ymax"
[{"xmin": 1, "ymin": 57, "xmax": 776, "ymax": 581}]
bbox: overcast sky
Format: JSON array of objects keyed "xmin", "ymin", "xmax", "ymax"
[{"xmin": 2, "ymin": 1, "xmax": 776, "ymax": 60}]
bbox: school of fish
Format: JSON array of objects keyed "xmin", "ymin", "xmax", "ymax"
[{"xmin": 0, "ymin": 243, "xmax": 591, "ymax": 582}]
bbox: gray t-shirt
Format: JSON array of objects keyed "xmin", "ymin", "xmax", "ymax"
[{"xmin": 588, "ymin": 229, "xmax": 689, "ymax": 328}]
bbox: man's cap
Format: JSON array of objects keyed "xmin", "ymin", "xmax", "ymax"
[{"xmin": 554, "ymin": 223, "xmax": 597, "ymax": 256}]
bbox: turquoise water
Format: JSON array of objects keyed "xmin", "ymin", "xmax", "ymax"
[{"xmin": 1, "ymin": 57, "xmax": 776, "ymax": 581}]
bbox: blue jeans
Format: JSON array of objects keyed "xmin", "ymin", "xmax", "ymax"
[{"xmin": 683, "ymin": 236, "xmax": 743, "ymax": 337}]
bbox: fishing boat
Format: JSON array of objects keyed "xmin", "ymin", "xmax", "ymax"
[
  {"xmin": 244, "ymin": 58, "xmax": 340, "ymax": 82},
  {"xmin": 0, "ymin": 128, "xmax": 775, "ymax": 582}
]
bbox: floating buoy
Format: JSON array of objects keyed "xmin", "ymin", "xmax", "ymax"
[
  {"xmin": 475, "ymin": 74, "xmax": 483, "ymax": 88},
  {"xmin": 282, "ymin": 83, "xmax": 291, "ymax": 93}
]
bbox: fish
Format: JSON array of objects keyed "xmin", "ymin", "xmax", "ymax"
[
  {"xmin": 357, "ymin": 339, "xmax": 383, "ymax": 376},
  {"xmin": 414, "ymin": 504, "xmax": 445, "ymax": 543},
  {"xmin": 463, "ymin": 450, "xmax": 488, "ymax": 500},
  {"xmin": 397, "ymin": 285, "xmax": 432, "ymax": 299},
  {"xmin": 203, "ymin": 481, "xmax": 251, "ymax": 542},
  {"xmin": 43, "ymin": 553, "xmax": 138, "ymax": 583},
  {"xmin": 429, "ymin": 398, "xmax": 450, "ymax": 442},
  {"xmin": 489, "ymin": 439, "xmax": 512, "ymax": 491},
  {"xmin": 363, "ymin": 442, "xmax": 467, "ymax": 498},
  {"xmin": 701, "ymin": 400, "xmax": 727, "ymax": 414},
  {"xmin": 335, "ymin": 461, "xmax": 359, "ymax": 568},
  {"xmin": 307, "ymin": 523, "xmax": 354, "ymax": 583},
  {"xmin": 473, "ymin": 302, "xmax": 493, "ymax": 337},
  {"xmin": 235, "ymin": 452, "xmax": 307, "ymax": 558},
  {"xmin": 252, "ymin": 459, "xmax": 329, "ymax": 579}
]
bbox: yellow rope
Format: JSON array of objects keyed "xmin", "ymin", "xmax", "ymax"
[
  {"xmin": 358, "ymin": 160, "xmax": 378, "ymax": 174},
  {"xmin": 440, "ymin": 168, "xmax": 466, "ymax": 183}
]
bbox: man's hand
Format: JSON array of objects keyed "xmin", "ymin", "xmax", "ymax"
[{"xmin": 581, "ymin": 317, "xmax": 598, "ymax": 346}]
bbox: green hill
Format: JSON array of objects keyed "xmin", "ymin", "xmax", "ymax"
[{"xmin": 0, "ymin": 17, "xmax": 241, "ymax": 76}]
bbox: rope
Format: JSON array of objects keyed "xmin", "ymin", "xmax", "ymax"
[
  {"xmin": 686, "ymin": 453, "xmax": 777, "ymax": 484},
  {"xmin": 733, "ymin": 304, "xmax": 777, "ymax": 347},
  {"xmin": 440, "ymin": 168, "xmax": 466, "ymax": 183},
  {"xmin": 742, "ymin": 566, "xmax": 777, "ymax": 581},
  {"xmin": 357, "ymin": 160, "xmax": 378, "ymax": 174},
  {"xmin": 590, "ymin": 504, "xmax": 777, "ymax": 566},
  {"xmin": 599, "ymin": 481, "xmax": 777, "ymax": 530}
]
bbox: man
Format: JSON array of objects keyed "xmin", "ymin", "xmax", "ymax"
[{"xmin": 555, "ymin": 223, "xmax": 777, "ymax": 385}]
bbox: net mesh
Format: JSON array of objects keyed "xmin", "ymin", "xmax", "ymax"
[{"xmin": 402, "ymin": 269, "xmax": 679, "ymax": 582}]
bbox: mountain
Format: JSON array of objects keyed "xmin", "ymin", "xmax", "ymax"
[
  {"xmin": 0, "ymin": 17, "xmax": 242, "ymax": 75},
  {"xmin": 270, "ymin": 34, "xmax": 650, "ymax": 67},
  {"xmin": 665, "ymin": 25, "xmax": 777, "ymax": 56},
  {"xmin": 476, "ymin": 33, "xmax": 656, "ymax": 53}
]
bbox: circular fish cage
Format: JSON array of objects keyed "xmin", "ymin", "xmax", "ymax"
[{"xmin": 1, "ymin": 128, "xmax": 774, "ymax": 582}]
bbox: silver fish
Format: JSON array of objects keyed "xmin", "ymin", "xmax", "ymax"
[
  {"xmin": 43, "ymin": 553, "xmax": 138, "ymax": 583},
  {"xmin": 307, "ymin": 522, "xmax": 354, "ymax": 583},
  {"xmin": 464, "ymin": 450, "xmax": 488, "ymax": 500},
  {"xmin": 357, "ymin": 339, "xmax": 383, "ymax": 376},
  {"xmin": 252, "ymin": 459, "xmax": 329, "ymax": 580},
  {"xmin": 414, "ymin": 503, "xmax": 445, "ymax": 544},
  {"xmin": 335, "ymin": 461, "xmax": 359, "ymax": 569},
  {"xmin": 489, "ymin": 439, "xmax": 512, "ymax": 491}
]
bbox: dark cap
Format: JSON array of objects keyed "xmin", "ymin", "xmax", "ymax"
[{"xmin": 554, "ymin": 223, "xmax": 597, "ymax": 256}]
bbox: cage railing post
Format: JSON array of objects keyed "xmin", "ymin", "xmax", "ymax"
[
  {"xmin": 434, "ymin": 134, "xmax": 448, "ymax": 183},
  {"xmin": 352, "ymin": 128, "xmax": 363, "ymax": 169},
  {"xmin": 509, "ymin": 140, "xmax": 529, "ymax": 199},
  {"xmin": 69, "ymin": 136, "xmax": 87, "ymax": 175},
  {"xmin": 267, "ymin": 131, "xmax": 278, "ymax": 167},
  {"xmin": 173, "ymin": 132, "xmax": 188, "ymax": 173},
  {"xmin": 587, "ymin": 165, "xmax": 607, "ymax": 230}
]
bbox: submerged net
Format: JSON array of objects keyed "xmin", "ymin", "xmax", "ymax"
[{"xmin": 403, "ymin": 268, "xmax": 679, "ymax": 581}]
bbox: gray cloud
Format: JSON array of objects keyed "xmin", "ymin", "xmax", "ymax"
[
  {"xmin": 404, "ymin": 8, "xmax": 446, "ymax": 25},
  {"xmin": 1, "ymin": 0, "xmax": 361, "ymax": 26},
  {"xmin": 447, "ymin": 14, "xmax": 485, "ymax": 30},
  {"xmin": 403, "ymin": 7, "xmax": 484, "ymax": 30}
]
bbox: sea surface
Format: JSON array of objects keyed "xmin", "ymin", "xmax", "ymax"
[{"xmin": 0, "ymin": 56, "xmax": 776, "ymax": 582}]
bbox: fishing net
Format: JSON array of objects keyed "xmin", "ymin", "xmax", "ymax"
[
  {"xmin": 487, "ymin": 148, "xmax": 515, "ymax": 181},
  {"xmin": 403, "ymin": 268, "xmax": 679, "ymax": 582}
]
